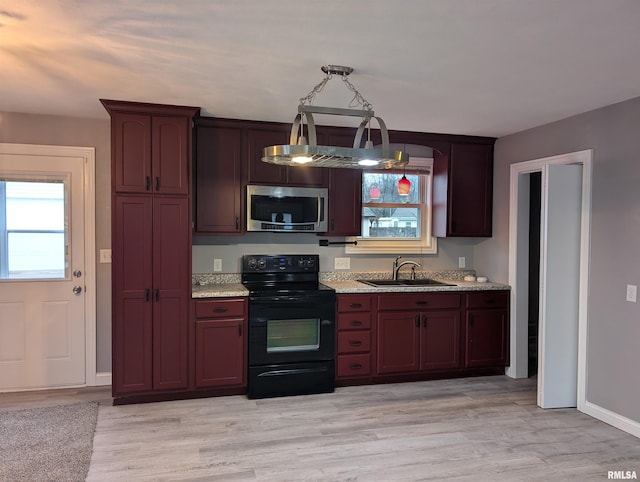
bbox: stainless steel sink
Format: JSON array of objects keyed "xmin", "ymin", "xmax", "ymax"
[{"xmin": 357, "ymin": 279, "xmax": 456, "ymax": 287}]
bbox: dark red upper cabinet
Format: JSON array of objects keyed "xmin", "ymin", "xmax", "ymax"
[
  {"xmin": 245, "ymin": 126, "xmax": 288, "ymax": 185},
  {"xmin": 322, "ymin": 128, "xmax": 362, "ymax": 236},
  {"xmin": 151, "ymin": 116, "xmax": 191, "ymax": 195},
  {"xmin": 101, "ymin": 99, "xmax": 199, "ymax": 195},
  {"xmin": 195, "ymin": 119, "xmax": 244, "ymax": 234},
  {"xmin": 433, "ymin": 141, "xmax": 494, "ymax": 237},
  {"xmin": 111, "ymin": 113, "xmax": 152, "ymax": 194}
]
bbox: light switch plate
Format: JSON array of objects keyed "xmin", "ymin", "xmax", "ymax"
[
  {"xmin": 458, "ymin": 257, "xmax": 466, "ymax": 268},
  {"xmin": 99, "ymin": 249, "xmax": 112, "ymax": 264},
  {"xmin": 626, "ymin": 284, "xmax": 637, "ymax": 303},
  {"xmin": 213, "ymin": 259, "xmax": 223, "ymax": 272},
  {"xmin": 335, "ymin": 257, "xmax": 350, "ymax": 270}
]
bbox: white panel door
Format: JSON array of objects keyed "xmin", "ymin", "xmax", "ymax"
[
  {"xmin": 538, "ymin": 163, "xmax": 583, "ymax": 408},
  {"xmin": 0, "ymin": 152, "xmax": 86, "ymax": 390}
]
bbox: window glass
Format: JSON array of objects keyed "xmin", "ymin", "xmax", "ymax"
[
  {"xmin": 362, "ymin": 173, "xmax": 420, "ymax": 239},
  {"xmin": 346, "ymin": 157, "xmax": 437, "ymax": 254},
  {"xmin": 1, "ymin": 180, "xmax": 67, "ymax": 279}
]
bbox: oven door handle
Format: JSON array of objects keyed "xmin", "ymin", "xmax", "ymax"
[{"xmin": 257, "ymin": 367, "xmax": 329, "ymax": 377}]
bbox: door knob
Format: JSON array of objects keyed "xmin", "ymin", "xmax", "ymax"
[
  {"xmin": 73, "ymin": 270, "xmax": 82, "ymax": 278},
  {"xmin": 72, "ymin": 286, "xmax": 83, "ymax": 295}
]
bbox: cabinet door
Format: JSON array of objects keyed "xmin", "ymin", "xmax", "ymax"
[
  {"xmin": 323, "ymin": 130, "xmax": 361, "ymax": 235},
  {"xmin": 152, "ymin": 197, "xmax": 190, "ymax": 390},
  {"xmin": 246, "ymin": 127, "xmax": 287, "ymax": 184},
  {"xmin": 112, "ymin": 113, "xmax": 151, "ymax": 194},
  {"xmin": 195, "ymin": 318, "xmax": 246, "ymax": 388},
  {"xmin": 152, "ymin": 115, "xmax": 190, "ymax": 195},
  {"xmin": 113, "ymin": 196, "xmax": 153, "ymax": 394},
  {"xmin": 376, "ymin": 311, "xmax": 420, "ymax": 374},
  {"xmin": 465, "ymin": 309, "xmax": 508, "ymax": 367},
  {"xmin": 326, "ymin": 168, "xmax": 362, "ymax": 236},
  {"xmin": 420, "ymin": 311, "xmax": 461, "ymax": 371},
  {"xmin": 448, "ymin": 143, "xmax": 493, "ymax": 237},
  {"xmin": 195, "ymin": 125, "xmax": 243, "ymax": 233}
]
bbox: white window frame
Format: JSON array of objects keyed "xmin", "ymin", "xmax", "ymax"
[{"xmin": 346, "ymin": 157, "xmax": 437, "ymax": 254}]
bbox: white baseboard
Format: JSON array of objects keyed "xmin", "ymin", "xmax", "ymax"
[
  {"xmin": 94, "ymin": 372, "xmax": 112, "ymax": 387},
  {"xmin": 582, "ymin": 400, "xmax": 640, "ymax": 439}
]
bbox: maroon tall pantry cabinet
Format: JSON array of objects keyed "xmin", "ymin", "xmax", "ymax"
[{"xmin": 102, "ymin": 100, "xmax": 200, "ymax": 401}]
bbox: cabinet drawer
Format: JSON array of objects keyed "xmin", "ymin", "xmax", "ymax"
[
  {"xmin": 195, "ymin": 298, "xmax": 245, "ymax": 319},
  {"xmin": 337, "ymin": 331, "xmax": 371, "ymax": 354},
  {"xmin": 378, "ymin": 293, "xmax": 461, "ymax": 311},
  {"xmin": 337, "ymin": 354, "xmax": 371, "ymax": 378},
  {"xmin": 337, "ymin": 295, "xmax": 372, "ymax": 312},
  {"xmin": 466, "ymin": 291, "xmax": 509, "ymax": 309},
  {"xmin": 337, "ymin": 312, "xmax": 372, "ymax": 331}
]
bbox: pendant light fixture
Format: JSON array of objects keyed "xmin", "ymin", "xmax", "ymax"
[
  {"xmin": 397, "ymin": 167, "xmax": 411, "ymax": 196},
  {"xmin": 262, "ymin": 65, "xmax": 408, "ymax": 170}
]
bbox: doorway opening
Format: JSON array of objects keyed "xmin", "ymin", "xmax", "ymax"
[
  {"xmin": 508, "ymin": 150, "xmax": 592, "ymax": 411},
  {"xmin": 527, "ymin": 172, "xmax": 541, "ymax": 377}
]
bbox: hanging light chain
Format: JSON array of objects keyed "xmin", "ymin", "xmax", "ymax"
[
  {"xmin": 298, "ymin": 67, "xmax": 373, "ymax": 111},
  {"xmin": 342, "ymin": 74, "xmax": 373, "ymax": 111},
  {"xmin": 299, "ymin": 71, "xmax": 332, "ymax": 106}
]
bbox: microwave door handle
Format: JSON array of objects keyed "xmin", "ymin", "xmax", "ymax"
[{"xmin": 317, "ymin": 194, "xmax": 321, "ymax": 224}]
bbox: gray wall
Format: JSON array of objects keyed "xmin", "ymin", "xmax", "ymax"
[
  {"xmin": 0, "ymin": 110, "xmax": 113, "ymax": 373},
  {"xmin": 193, "ymin": 234, "xmax": 479, "ymax": 275},
  {"xmin": 474, "ymin": 96, "xmax": 640, "ymax": 423}
]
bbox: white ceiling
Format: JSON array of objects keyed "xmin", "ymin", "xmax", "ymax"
[{"xmin": 2, "ymin": 0, "xmax": 640, "ymax": 137}]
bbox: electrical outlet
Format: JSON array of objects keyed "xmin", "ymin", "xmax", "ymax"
[
  {"xmin": 99, "ymin": 249, "xmax": 112, "ymax": 263},
  {"xmin": 335, "ymin": 257, "xmax": 351, "ymax": 270},
  {"xmin": 626, "ymin": 284, "xmax": 637, "ymax": 303},
  {"xmin": 213, "ymin": 259, "xmax": 222, "ymax": 272},
  {"xmin": 458, "ymin": 256, "xmax": 466, "ymax": 268}
]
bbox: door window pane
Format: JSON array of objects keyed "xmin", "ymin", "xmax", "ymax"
[{"xmin": 1, "ymin": 180, "xmax": 67, "ymax": 280}]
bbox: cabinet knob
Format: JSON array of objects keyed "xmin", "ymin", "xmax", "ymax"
[
  {"xmin": 349, "ymin": 320, "xmax": 362, "ymax": 327},
  {"xmin": 349, "ymin": 340, "xmax": 363, "ymax": 347},
  {"xmin": 415, "ymin": 300, "xmax": 428, "ymax": 306},
  {"xmin": 349, "ymin": 363, "xmax": 363, "ymax": 370},
  {"xmin": 213, "ymin": 307, "xmax": 228, "ymax": 313},
  {"xmin": 349, "ymin": 303, "xmax": 363, "ymax": 309}
]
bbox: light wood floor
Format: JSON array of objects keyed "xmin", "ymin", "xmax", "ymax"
[{"xmin": 2, "ymin": 376, "xmax": 639, "ymax": 481}]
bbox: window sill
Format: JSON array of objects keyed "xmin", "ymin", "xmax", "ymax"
[{"xmin": 345, "ymin": 237, "xmax": 438, "ymax": 255}]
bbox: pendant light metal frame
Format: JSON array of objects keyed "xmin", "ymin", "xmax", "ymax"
[{"xmin": 262, "ymin": 65, "xmax": 408, "ymax": 170}]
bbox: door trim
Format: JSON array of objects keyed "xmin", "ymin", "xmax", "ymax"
[
  {"xmin": 507, "ymin": 149, "xmax": 592, "ymax": 412},
  {"xmin": 0, "ymin": 143, "xmax": 97, "ymax": 387}
]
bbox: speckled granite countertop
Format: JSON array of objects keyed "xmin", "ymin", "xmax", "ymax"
[
  {"xmin": 192, "ymin": 283, "xmax": 247, "ymax": 298},
  {"xmin": 322, "ymin": 279, "xmax": 509, "ymax": 293},
  {"xmin": 192, "ymin": 271, "xmax": 510, "ymax": 298}
]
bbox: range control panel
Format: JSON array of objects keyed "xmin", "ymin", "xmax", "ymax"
[{"xmin": 242, "ymin": 254, "xmax": 319, "ymax": 273}]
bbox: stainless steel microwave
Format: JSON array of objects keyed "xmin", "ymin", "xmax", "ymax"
[{"xmin": 246, "ymin": 185, "xmax": 328, "ymax": 232}]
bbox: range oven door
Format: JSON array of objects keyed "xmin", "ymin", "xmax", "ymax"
[{"xmin": 248, "ymin": 292, "xmax": 335, "ymax": 367}]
